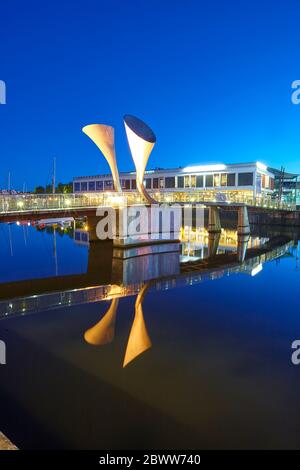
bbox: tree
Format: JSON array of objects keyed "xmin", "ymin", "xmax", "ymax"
[{"xmin": 34, "ymin": 186, "xmax": 45, "ymax": 194}]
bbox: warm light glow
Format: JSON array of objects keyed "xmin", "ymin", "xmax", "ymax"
[
  {"xmin": 84, "ymin": 299, "xmax": 119, "ymax": 346},
  {"xmin": 123, "ymin": 283, "xmax": 152, "ymax": 367},
  {"xmin": 182, "ymin": 164, "xmax": 226, "ymax": 173},
  {"xmin": 82, "ymin": 124, "xmax": 122, "ymax": 193}
]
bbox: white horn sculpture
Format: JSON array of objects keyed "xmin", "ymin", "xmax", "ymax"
[
  {"xmin": 82, "ymin": 124, "xmax": 122, "ymax": 193},
  {"xmin": 124, "ymin": 114, "xmax": 157, "ymax": 204}
]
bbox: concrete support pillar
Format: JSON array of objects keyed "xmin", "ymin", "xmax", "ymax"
[
  {"xmin": 237, "ymin": 206, "xmax": 250, "ymax": 236},
  {"xmin": 208, "ymin": 206, "xmax": 221, "ymax": 233},
  {"xmin": 237, "ymin": 234, "xmax": 250, "ymax": 263},
  {"xmin": 208, "ymin": 231, "xmax": 221, "ymax": 258}
]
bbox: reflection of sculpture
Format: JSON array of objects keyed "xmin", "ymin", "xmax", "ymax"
[
  {"xmin": 82, "ymin": 124, "xmax": 122, "ymax": 193},
  {"xmin": 84, "ymin": 298, "xmax": 119, "ymax": 345},
  {"xmin": 124, "ymin": 115, "xmax": 157, "ymax": 204},
  {"xmin": 83, "ymin": 281, "xmax": 152, "ymax": 367},
  {"xmin": 123, "ymin": 282, "xmax": 152, "ymax": 367}
]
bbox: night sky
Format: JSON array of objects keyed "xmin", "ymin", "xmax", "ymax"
[{"xmin": 1, "ymin": 0, "xmax": 300, "ymax": 190}]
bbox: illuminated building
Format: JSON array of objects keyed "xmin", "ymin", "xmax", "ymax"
[{"xmin": 73, "ymin": 161, "xmax": 275, "ymax": 203}]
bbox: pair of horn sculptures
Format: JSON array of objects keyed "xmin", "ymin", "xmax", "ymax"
[{"xmin": 82, "ymin": 114, "xmax": 157, "ymax": 204}]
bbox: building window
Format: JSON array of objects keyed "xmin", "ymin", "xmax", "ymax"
[
  {"xmin": 265, "ymin": 175, "xmax": 270, "ymax": 189},
  {"xmin": 165, "ymin": 177, "xmax": 175, "ymax": 188},
  {"xmin": 159, "ymin": 177, "xmax": 164, "ymax": 189},
  {"xmin": 214, "ymin": 174, "xmax": 220, "ymax": 187},
  {"xmin": 153, "ymin": 178, "xmax": 159, "ymax": 189},
  {"xmin": 131, "ymin": 179, "xmax": 136, "ymax": 190},
  {"xmin": 205, "ymin": 175, "xmax": 213, "ymax": 187},
  {"xmin": 184, "ymin": 175, "xmax": 190, "ymax": 188},
  {"xmin": 88, "ymin": 181, "xmax": 95, "ymax": 191},
  {"xmin": 74, "ymin": 182, "xmax": 80, "ymax": 192},
  {"xmin": 227, "ymin": 173, "xmax": 236, "ymax": 186},
  {"xmin": 81, "ymin": 182, "xmax": 87, "ymax": 191},
  {"xmin": 177, "ymin": 176, "xmax": 184, "ymax": 188},
  {"xmin": 104, "ymin": 180, "xmax": 113, "ymax": 190},
  {"xmin": 221, "ymin": 174, "xmax": 227, "ymax": 186},
  {"xmin": 145, "ymin": 178, "xmax": 152, "ymax": 189},
  {"xmin": 96, "ymin": 180, "xmax": 103, "ymax": 191},
  {"xmin": 191, "ymin": 175, "xmax": 196, "ymax": 188},
  {"xmin": 196, "ymin": 175, "xmax": 203, "ymax": 188},
  {"xmin": 124, "ymin": 179, "xmax": 130, "ymax": 190},
  {"xmin": 238, "ymin": 172, "xmax": 253, "ymax": 186}
]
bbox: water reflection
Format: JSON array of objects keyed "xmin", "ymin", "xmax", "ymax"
[
  {"xmin": 83, "ymin": 282, "xmax": 153, "ymax": 368},
  {"xmin": 84, "ymin": 298, "xmax": 119, "ymax": 346},
  {"xmin": 0, "ymin": 221, "xmax": 299, "ymax": 321},
  {"xmin": 123, "ymin": 282, "xmax": 152, "ymax": 368}
]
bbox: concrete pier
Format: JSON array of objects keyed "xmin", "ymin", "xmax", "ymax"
[
  {"xmin": 237, "ymin": 206, "xmax": 250, "ymax": 235},
  {"xmin": 208, "ymin": 207, "xmax": 221, "ymax": 233}
]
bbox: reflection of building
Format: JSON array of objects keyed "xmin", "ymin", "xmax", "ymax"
[
  {"xmin": 74, "ymin": 229, "xmax": 89, "ymax": 246},
  {"xmin": 73, "ymin": 162, "xmax": 275, "ymax": 203},
  {"xmin": 180, "ymin": 227, "xmax": 267, "ymax": 261}
]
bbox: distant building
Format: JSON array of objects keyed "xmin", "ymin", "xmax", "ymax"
[
  {"xmin": 73, "ymin": 161, "xmax": 275, "ymax": 203},
  {"xmin": 268, "ymin": 167, "xmax": 300, "ymax": 208}
]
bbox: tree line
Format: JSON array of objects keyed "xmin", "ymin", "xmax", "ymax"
[{"xmin": 34, "ymin": 182, "xmax": 73, "ymax": 194}]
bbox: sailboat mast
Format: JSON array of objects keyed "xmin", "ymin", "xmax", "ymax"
[{"xmin": 52, "ymin": 157, "xmax": 56, "ymax": 194}]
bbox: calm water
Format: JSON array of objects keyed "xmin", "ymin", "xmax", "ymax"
[{"xmin": 1, "ymin": 221, "xmax": 300, "ymax": 449}]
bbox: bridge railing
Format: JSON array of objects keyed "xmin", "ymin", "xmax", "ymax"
[
  {"xmin": 0, "ymin": 192, "xmax": 144, "ymax": 215},
  {"xmin": 152, "ymin": 191, "xmax": 296, "ymax": 210},
  {"xmin": 0, "ymin": 190, "xmax": 296, "ymax": 215}
]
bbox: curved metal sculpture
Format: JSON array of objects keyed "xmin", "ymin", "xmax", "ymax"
[
  {"xmin": 124, "ymin": 114, "xmax": 157, "ymax": 204},
  {"xmin": 82, "ymin": 124, "xmax": 122, "ymax": 193}
]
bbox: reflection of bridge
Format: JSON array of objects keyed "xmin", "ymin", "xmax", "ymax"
[{"xmin": 0, "ymin": 236, "xmax": 294, "ymax": 320}]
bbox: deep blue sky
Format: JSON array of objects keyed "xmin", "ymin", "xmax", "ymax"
[{"xmin": 1, "ymin": 0, "xmax": 300, "ymax": 190}]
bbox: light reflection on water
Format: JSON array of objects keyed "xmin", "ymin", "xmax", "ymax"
[{"xmin": 0, "ymin": 221, "xmax": 300, "ymax": 449}]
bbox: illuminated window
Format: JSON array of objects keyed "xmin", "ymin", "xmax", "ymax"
[
  {"xmin": 159, "ymin": 177, "xmax": 164, "ymax": 188},
  {"xmin": 221, "ymin": 174, "xmax": 227, "ymax": 186},
  {"xmin": 153, "ymin": 178, "xmax": 159, "ymax": 189},
  {"xmin": 184, "ymin": 175, "xmax": 190, "ymax": 188},
  {"xmin": 191, "ymin": 175, "xmax": 196, "ymax": 188},
  {"xmin": 131, "ymin": 179, "xmax": 136, "ymax": 189},
  {"xmin": 214, "ymin": 174, "xmax": 220, "ymax": 186},
  {"xmin": 145, "ymin": 178, "xmax": 151, "ymax": 189},
  {"xmin": 265, "ymin": 175, "xmax": 270, "ymax": 189}
]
